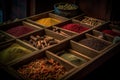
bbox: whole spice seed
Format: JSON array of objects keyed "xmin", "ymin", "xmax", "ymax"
[
  {"xmin": 52, "ymin": 27, "xmax": 70, "ymax": 37},
  {"xmin": 36, "ymin": 35, "xmax": 41, "ymax": 39},
  {"xmin": 80, "ymin": 17, "xmax": 103, "ymax": 27},
  {"xmin": 57, "ymin": 3, "xmax": 77, "ymax": 10},
  {"xmin": 30, "ymin": 35, "xmax": 38, "ymax": 41}
]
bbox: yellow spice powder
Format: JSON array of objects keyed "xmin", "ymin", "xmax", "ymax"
[{"xmin": 36, "ymin": 18, "xmax": 60, "ymax": 27}]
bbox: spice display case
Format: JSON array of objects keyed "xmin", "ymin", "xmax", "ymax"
[{"xmin": 0, "ymin": 10, "xmax": 120, "ymax": 80}]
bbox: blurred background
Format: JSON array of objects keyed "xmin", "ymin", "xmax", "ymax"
[{"xmin": 0, "ymin": 0, "xmax": 120, "ymax": 24}]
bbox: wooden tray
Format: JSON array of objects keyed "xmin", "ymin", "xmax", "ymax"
[{"xmin": 0, "ymin": 10, "xmax": 120, "ymax": 80}]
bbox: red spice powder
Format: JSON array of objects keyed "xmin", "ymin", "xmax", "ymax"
[
  {"xmin": 61, "ymin": 23, "xmax": 89, "ymax": 33},
  {"xmin": 6, "ymin": 26, "xmax": 34, "ymax": 37},
  {"xmin": 102, "ymin": 30, "xmax": 120, "ymax": 37}
]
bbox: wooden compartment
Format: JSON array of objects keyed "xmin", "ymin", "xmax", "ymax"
[
  {"xmin": 19, "ymin": 29, "xmax": 66, "ymax": 50},
  {"xmin": 95, "ymin": 22, "xmax": 120, "ymax": 38},
  {"xmin": 0, "ymin": 20, "xmax": 41, "ymax": 38},
  {"xmin": 27, "ymin": 11, "xmax": 69, "ymax": 28},
  {"xmin": 54, "ymin": 19, "xmax": 91, "ymax": 34},
  {"xmin": 86, "ymin": 32, "xmax": 112, "ymax": 44},
  {"xmin": 0, "ymin": 30, "xmax": 14, "ymax": 45},
  {"xmin": 0, "ymin": 39, "xmax": 36, "ymax": 65},
  {"xmin": 88, "ymin": 30, "xmax": 114, "ymax": 42},
  {"xmin": 47, "ymin": 40, "xmax": 92, "ymax": 67},
  {"xmin": 47, "ymin": 26, "xmax": 77, "ymax": 37},
  {"xmin": 10, "ymin": 51, "xmax": 76, "ymax": 80},
  {"xmin": 73, "ymin": 14, "xmax": 106, "ymax": 27},
  {"xmin": 71, "ymin": 33, "xmax": 112, "ymax": 53}
]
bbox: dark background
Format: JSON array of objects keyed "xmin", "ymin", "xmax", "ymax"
[{"xmin": 0, "ymin": 0, "xmax": 120, "ymax": 22}]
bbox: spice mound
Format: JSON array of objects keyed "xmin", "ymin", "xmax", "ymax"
[
  {"xmin": 6, "ymin": 26, "xmax": 34, "ymax": 37},
  {"xmin": 58, "ymin": 50, "xmax": 87, "ymax": 66},
  {"xmin": 17, "ymin": 58, "xmax": 66, "ymax": 80},
  {"xmin": 62, "ymin": 23, "xmax": 89, "ymax": 33},
  {"xmin": 79, "ymin": 38, "xmax": 109, "ymax": 51},
  {"xmin": 0, "ymin": 43, "xmax": 32, "ymax": 63},
  {"xmin": 36, "ymin": 18, "xmax": 60, "ymax": 27}
]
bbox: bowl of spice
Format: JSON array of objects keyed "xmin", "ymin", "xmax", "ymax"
[{"xmin": 54, "ymin": 2, "xmax": 79, "ymax": 17}]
